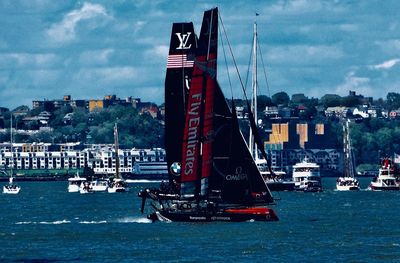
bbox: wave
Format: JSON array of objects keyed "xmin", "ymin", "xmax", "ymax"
[
  {"xmin": 16, "ymin": 219, "xmax": 71, "ymax": 225},
  {"xmin": 79, "ymin": 220, "xmax": 107, "ymax": 224},
  {"xmin": 125, "ymin": 179, "xmax": 162, "ymax": 183},
  {"xmin": 116, "ymin": 217, "xmax": 152, "ymax": 224}
]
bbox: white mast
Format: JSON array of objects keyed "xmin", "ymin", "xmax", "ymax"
[
  {"xmin": 249, "ymin": 22, "xmax": 258, "ymax": 159},
  {"xmin": 10, "ymin": 114, "xmax": 14, "ymax": 179}
]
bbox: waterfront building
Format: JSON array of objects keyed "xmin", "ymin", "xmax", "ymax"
[{"xmin": 0, "ymin": 142, "xmax": 166, "ymax": 177}]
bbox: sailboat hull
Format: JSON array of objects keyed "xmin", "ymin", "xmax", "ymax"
[{"xmin": 150, "ymin": 207, "xmax": 278, "ymax": 222}]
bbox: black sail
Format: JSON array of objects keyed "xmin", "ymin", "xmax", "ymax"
[
  {"xmin": 211, "ymin": 84, "xmax": 274, "ymax": 205},
  {"xmin": 164, "ymin": 23, "xmax": 197, "ymax": 184}
]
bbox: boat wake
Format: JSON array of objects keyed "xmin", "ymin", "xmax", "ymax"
[
  {"xmin": 16, "ymin": 219, "xmax": 71, "ymax": 225},
  {"xmin": 125, "ymin": 179, "xmax": 162, "ymax": 183},
  {"xmin": 79, "ymin": 220, "xmax": 107, "ymax": 224},
  {"xmin": 116, "ymin": 216, "xmax": 152, "ymax": 224}
]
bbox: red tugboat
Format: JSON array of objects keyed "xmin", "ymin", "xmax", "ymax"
[{"xmin": 138, "ymin": 8, "xmax": 278, "ymax": 222}]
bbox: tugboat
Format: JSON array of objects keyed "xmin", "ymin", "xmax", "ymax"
[
  {"xmin": 336, "ymin": 120, "xmax": 360, "ymax": 191},
  {"xmin": 369, "ymin": 158, "xmax": 400, "ymax": 191},
  {"xmin": 292, "ymin": 158, "xmax": 322, "ymax": 192},
  {"xmin": 138, "ymin": 8, "xmax": 278, "ymax": 222}
]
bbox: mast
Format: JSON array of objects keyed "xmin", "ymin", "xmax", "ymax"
[
  {"xmin": 249, "ymin": 22, "xmax": 258, "ymax": 159},
  {"xmin": 114, "ymin": 123, "xmax": 120, "ymax": 179},
  {"xmin": 343, "ymin": 120, "xmax": 355, "ymax": 178},
  {"xmin": 10, "ymin": 114, "xmax": 14, "ymax": 179}
]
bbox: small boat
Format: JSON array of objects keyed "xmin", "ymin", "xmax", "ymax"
[
  {"xmin": 3, "ymin": 177, "xmax": 21, "ymax": 195},
  {"xmin": 138, "ymin": 8, "xmax": 278, "ymax": 222},
  {"xmin": 292, "ymin": 158, "xmax": 322, "ymax": 192},
  {"xmin": 369, "ymin": 158, "xmax": 400, "ymax": 191},
  {"xmin": 3, "ymin": 115, "xmax": 21, "ymax": 195},
  {"xmin": 68, "ymin": 173, "xmax": 87, "ymax": 193},
  {"xmin": 107, "ymin": 123, "xmax": 128, "ymax": 193},
  {"xmin": 257, "ymin": 160, "xmax": 295, "ymax": 191},
  {"xmin": 89, "ymin": 179, "xmax": 108, "ymax": 192},
  {"xmin": 79, "ymin": 181, "xmax": 93, "ymax": 194},
  {"xmin": 336, "ymin": 120, "xmax": 360, "ymax": 191}
]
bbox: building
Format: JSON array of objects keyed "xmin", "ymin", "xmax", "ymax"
[
  {"xmin": 264, "ymin": 122, "xmax": 342, "ymax": 175},
  {"xmin": 0, "ymin": 142, "xmax": 166, "ymax": 177}
]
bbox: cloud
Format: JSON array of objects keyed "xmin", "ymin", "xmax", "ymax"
[
  {"xmin": 79, "ymin": 49, "xmax": 115, "ymax": 66},
  {"xmin": 0, "ymin": 53, "xmax": 59, "ymax": 69},
  {"xmin": 334, "ymin": 71, "xmax": 373, "ymax": 96},
  {"xmin": 266, "ymin": 45, "xmax": 344, "ymax": 65},
  {"xmin": 46, "ymin": 2, "xmax": 110, "ymax": 43},
  {"xmin": 371, "ymin": 58, "xmax": 400, "ymax": 70}
]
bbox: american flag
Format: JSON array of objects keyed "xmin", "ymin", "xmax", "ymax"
[{"xmin": 167, "ymin": 54, "xmax": 194, "ymax": 68}]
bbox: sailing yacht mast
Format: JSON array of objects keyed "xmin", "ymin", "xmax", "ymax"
[
  {"xmin": 114, "ymin": 123, "xmax": 120, "ymax": 179},
  {"xmin": 10, "ymin": 114, "xmax": 14, "ymax": 179},
  {"xmin": 249, "ymin": 22, "xmax": 258, "ymax": 159}
]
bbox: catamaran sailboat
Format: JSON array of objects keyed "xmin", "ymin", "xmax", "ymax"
[
  {"xmin": 3, "ymin": 115, "xmax": 21, "ymax": 195},
  {"xmin": 336, "ymin": 120, "xmax": 360, "ymax": 191},
  {"xmin": 108, "ymin": 123, "xmax": 128, "ymax": 193},
  {"xmin": 138, "ymin": 8, "xmax": 278, "ymax": 222}
]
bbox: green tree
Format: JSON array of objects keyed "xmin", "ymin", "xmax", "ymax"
[
  {"xmin": 386, "ymin": 92, "xmax": 400, "ymax": 110},
  {"xmin": 271, "ymin": 92, "xmax": 290, "ymax": 106}
]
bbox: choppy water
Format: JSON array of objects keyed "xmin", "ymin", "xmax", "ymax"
[{"xmin": 1, "ymin": 178, "xmax": 399, "ymax": 262}]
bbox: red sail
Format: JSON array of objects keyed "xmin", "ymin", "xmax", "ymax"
[
  {"xmin": 180, "ymin": 65, "xmax": 204, "ymax": 197},
  {"xmin": 180, "ymin": 8, "xmax": 218, "ymax": 198}
]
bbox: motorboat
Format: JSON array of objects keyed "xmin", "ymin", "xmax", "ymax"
[
  {"xmin": 79, "ymin": 181, "xmax": 93, "ymax": 194},
  {"xmin": 68, "ymin": 174, "xmax": 87, "ymax": 192},
  {"xmin": 369, "ymin": 158, "xmax": 400, "ymax": 191},
  {"xmin": 336, "ymin": 177, "xmax": 360, "ymax": 191},
  {"xmin": 90, "ymin": 179, "xmax": 108, "ymax": 192},
  {"xmin": 3, "ymin": 177, "xmax": 21, "ymax": 195},
  {"xmin": 108, "ymin": 178, "xmax": 128, "ymax": 193},
  {"xmin": 292, "ymin": 158, "xmax": 322, "ymax": 192}
]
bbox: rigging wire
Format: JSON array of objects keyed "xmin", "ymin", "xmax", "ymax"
[
  {"xmin": 218, "ymin": 22, "xmax": 234, "ymax": 99},
  {"xmin": 257, "ymin": 37, "xmax": 271, "ymax": 98},
  {"xmin": 219, "ymin": 14, "xmax": 250, "ymax": 103}
]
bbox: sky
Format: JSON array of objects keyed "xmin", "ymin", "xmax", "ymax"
[{"xmin": 1, "ymin": 0, "xmax": 400, "ymax": 110}]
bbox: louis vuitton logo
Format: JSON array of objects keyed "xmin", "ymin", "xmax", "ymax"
[{"xmin": 176, "ymin": 32, "xmax": 192, "ymax": 50}]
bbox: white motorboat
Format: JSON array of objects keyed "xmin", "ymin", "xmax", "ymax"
[
  {"xmin": 68, "ymin": 174, "xmax": 87, "ymax": 192},
  {"xmin": 3, "ymin": 177, "xmax": 21, "ymax": 195},
  {"xmin": 292, "ymin": 158, "xmax": 322, "ymax": 192},
  {"xmin": 336, "ymin": 176, "xmax": 360, "ymax": 191},
  {"xmin": 79, "ymin": 181, "xmax": 93, "ymax": 194},
  {"xmin": 89, "ymin": 179, "xmax": 108, "ymax": 192},
  {"xmin": 369, "ymin": 158, "xmax": 400, "ymax": 191},
  {"xmin": 108, "ymin": 178, "xmax": 128, "ymax": 193}
]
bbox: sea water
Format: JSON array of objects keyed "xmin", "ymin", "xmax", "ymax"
[{"xmin": 0, "ymin": 178, "xmax": 399, "ymax": 262}]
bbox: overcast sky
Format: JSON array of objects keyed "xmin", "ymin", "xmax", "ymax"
[{"xmin": 1, "ymin": 0, "xmax": 400, "ymax": 110}]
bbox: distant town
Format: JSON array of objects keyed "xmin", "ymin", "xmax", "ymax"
[{"xmin": 1, "ymin": 90, "xmax": 400, "ymax": 178}]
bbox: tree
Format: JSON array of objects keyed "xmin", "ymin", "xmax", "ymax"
[
  {"xmin": 320, "ymin": 94, "xmax": 342, "ymax": 108},
  {"xmin": 271, "ymin": 92, "xmax": 290, "ymax": 106},
  {"xmin": 257, "ymin": 95, "xmax": 272, "ymax": 113},
  {"xmin": 386, "ymin": 92, "xmax": 400, "ymax": 110}
]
